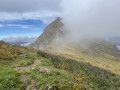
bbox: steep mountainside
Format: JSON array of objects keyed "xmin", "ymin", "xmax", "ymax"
[
  {"xmin": 29, "ymin": 17, "xmax": 65, "ymax": 50},
  {"xmin": 30, "ymin": 18, "xmax": 120, "ymax": 75},
  {"xmin": 30, "ymin": 18, "xmax": 120, "ymax": 57}
]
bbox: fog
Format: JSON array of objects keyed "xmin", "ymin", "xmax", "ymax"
[
  {"xmin": 61, "ymin": 0, "xmax": 120, "ymax": 40},
  {"xmin": 2, "ymin": 36, "xmax": 37, "ymax": 46}
]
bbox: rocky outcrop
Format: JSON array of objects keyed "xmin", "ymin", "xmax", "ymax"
[
  {"xmin": 29, "ymin": 17, "xmax": 65, "ymax": 50},
  {"xmin": 38, "ymin": 67, "xmax": 52, "ymax": 74}
]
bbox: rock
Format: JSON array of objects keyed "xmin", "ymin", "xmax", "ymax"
[
  {"xmin": 32, "ymin": 67, "xmax": 35, "ymax": 70},
  {"xmin": 29, "ymin": 17, "xmax": 65, "ymax": 50},
  {"xmin": 38, "ymin": 67, "xmax": 52, "ymax": 74},
  {"xmin": 19, "ymin": 54, "xmax": 29, "ymax": 58},
  {"xmin": 45, "ymin": 85, "xmax": 60, "ymax": 90}
]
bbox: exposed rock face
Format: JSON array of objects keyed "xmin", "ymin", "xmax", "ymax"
[
  {"xmin": 29, "ymin": 18, "xmax": 65, "ymax": 50},
  {"xmin": 29, "ymin": 17, "xmax": 120, "ymax": 57}
]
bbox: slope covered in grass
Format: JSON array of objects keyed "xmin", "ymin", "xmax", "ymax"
[
  {"xmin": 1, "ymin": 41, "xmax": 120, "ymax": 90},
  {"xmin": 0, "ymin": 42, "xmax": 85, "ymax": 90},
  {"xmin": 38, "ymin": 51, "xmax": 120, "ymax": 90},
  {"xmin": 0, "ymin": 41, "xmax": 29, "ymax": 62},
  {"xmin": 47, "ymin": 41, "xmax": 120, "ymax": 75},
  {"xmin": 0, "ymin": 41, "xmax": 35, "ymax": 89}
]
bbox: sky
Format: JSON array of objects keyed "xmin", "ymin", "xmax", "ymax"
[
  {"xmin": 1, "ymin": 0, "xmax": 120, "ymax": 42},
  {"xmin": 0, "ymin": 20, "xmax": 46, "ymax": 39},
  {"xmin": 62, "ymin": 0, "xmax": 120, "ymax": 41},
  {"xmin": 0, "ymin": 0, "xmax": 61, "ymax": 40}
]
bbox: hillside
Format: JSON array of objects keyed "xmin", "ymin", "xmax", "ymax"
[
  {"xmin": 29, "ymin": 17, "xmax": 65, "ymax": 50},
  {"xmin": 0, "ymin": 41, "xmax": 29, "ymax": 62},
  {"xmin": 1, "ymin": 41, "xmax": 120, "ymax": 89},
  {"xmin": 29, "ymin": 18, "xmax": 120, "ymax": 75},
  {"xmin": 0, "ymin": 41, "xmax": 87, "ymax": 90}
]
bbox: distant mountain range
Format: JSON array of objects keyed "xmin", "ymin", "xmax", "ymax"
[
  {"xmin": 2, "ymin": 36, "xmax": 37, "ymax": 46},
  {"xmin": 107, "ymin": 37, "xmax": 120, "ymax": 50}
]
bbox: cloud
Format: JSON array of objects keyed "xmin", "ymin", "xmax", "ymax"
[
  {"xmin": 13, "ymin": 26, "xmax": 41, "ymax": 30},
  {"xmin": 0, "ymin": 0, "xmax": 61, "ymax": 23},
  {"xmin": 0, "ymin": 24, "xmax": 3, "ymax": 27},
  {"xmin": 0, "ymin": 0, "xmax": 60, "ymax": 13},
  {"xmin": 0, "ymin": 11, "xmax": 61, "ymax": 24},
  {"xmin": 0, "ymin": 36, "xmax": 7, "ymax": 38},
  {"xmin": 61, "ymin": 0, "xmax": 120, "ymax": 40},
  {"xmin": 2, "ymin": 36, "xmax": 37, "ymax": 42},
  {"xmin": 7, "ymin": 24, "xmax": 26, "ymax": 27},
  {"xmin": 7, "ymin": 24, "xmax": 41, "ymax": 30},
  {"xmin": 0, "ymin": 36, "xmax": 7, "ymax": 40},
  {"xmin": 2, "ymin": 36, "xmax": 38, "ymax": 46}
]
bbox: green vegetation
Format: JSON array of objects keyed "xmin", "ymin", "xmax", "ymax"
[
  {"xmin": 27, "ymin": 59, "xmax": 83, "ymax": 90},
  {"xmin": 0, "ymin": 41, "xmax": 34, "ymax": 90},
  {"xmin": 0, "ymin": 67, "xmax": 24, "ymax": 90},
  {"xmin": 47, "ymin": 38, "xmax": 120, "ymax": 75},
  {"xmin": 0, "ymin": 41, "xmax": 84, "ymax": 90},
  {"xmin": 1, "ymin": 41, "xmax": 120, "ymax": 90},
  {"xmin": 37, "ymin": 50, "xmax": 120, "ymax": 90},
  {"xmin": 0, "ymin": 41, "xmax": 29, "ymax": 63}
]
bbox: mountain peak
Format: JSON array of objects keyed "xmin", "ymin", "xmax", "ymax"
[{"xmin": 29, "ymin": 17, "xmax": 64, "ymax": 50}]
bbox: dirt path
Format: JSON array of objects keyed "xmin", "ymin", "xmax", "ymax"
[
  {"xmin": 21, "ymin": 75, "xmax": 39, "ymax": 90},
  {"xmin": 15, "ymin": 60, "xmax": 41, "ymax": 90},
  {"xmin": 15, "ymin": 60, "xmax": 41, "ymax": 72}
]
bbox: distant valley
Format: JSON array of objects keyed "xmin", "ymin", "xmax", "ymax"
[{"xmin": 2, "ymin": 36, "xmax": 37, "ymax": 46}]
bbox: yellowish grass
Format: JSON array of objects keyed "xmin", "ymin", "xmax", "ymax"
[{"xmin": 47, "ymin": 44, "xmax": 120, "ymax": 75}]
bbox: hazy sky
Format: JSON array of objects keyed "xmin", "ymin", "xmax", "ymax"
[
  {"xmin": 0, "ymin": 0, "xmax": 61, "ymax": 40},
  {"xmin": 0, "ymin": 0, "xmax": 120, "ymax": 41},
  {"xmin": 61, "ymin": 0, "xmax": 120, "ymax": 40},
  {"xmin": 0, "ymin": 0, "xmax": 61, "ymax": 21}
]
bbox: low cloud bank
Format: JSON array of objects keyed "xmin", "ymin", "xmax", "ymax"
[
  {"xmin": 2, "ymin": 36, "xmax": 38, "ymax": 46},
  {"xmin": 61, "ymin": 0, "xmax": 120, "ymax": 40}
]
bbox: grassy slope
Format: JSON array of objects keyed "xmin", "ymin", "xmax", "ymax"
[
  {"xmin": 48, "ymin": 40, "xmax": 120, "ymax": 75},
  {"xmin": 38, "ymin": 51, "xmax": 120, "ymax": 90},
  {"xmin": 1, "ymin": 41, "xmax": 120, "ymax": 90},
  {"xmin": 0, "ymin": 41, "xmax": 31, "ymax": 90},
  {"xmin": 0, "ymin": 42, "xmax": 83, "ymax": 90},
  {"xmin": 28, "ymin": 58, "xmax": 84, "ymax": 90}
]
